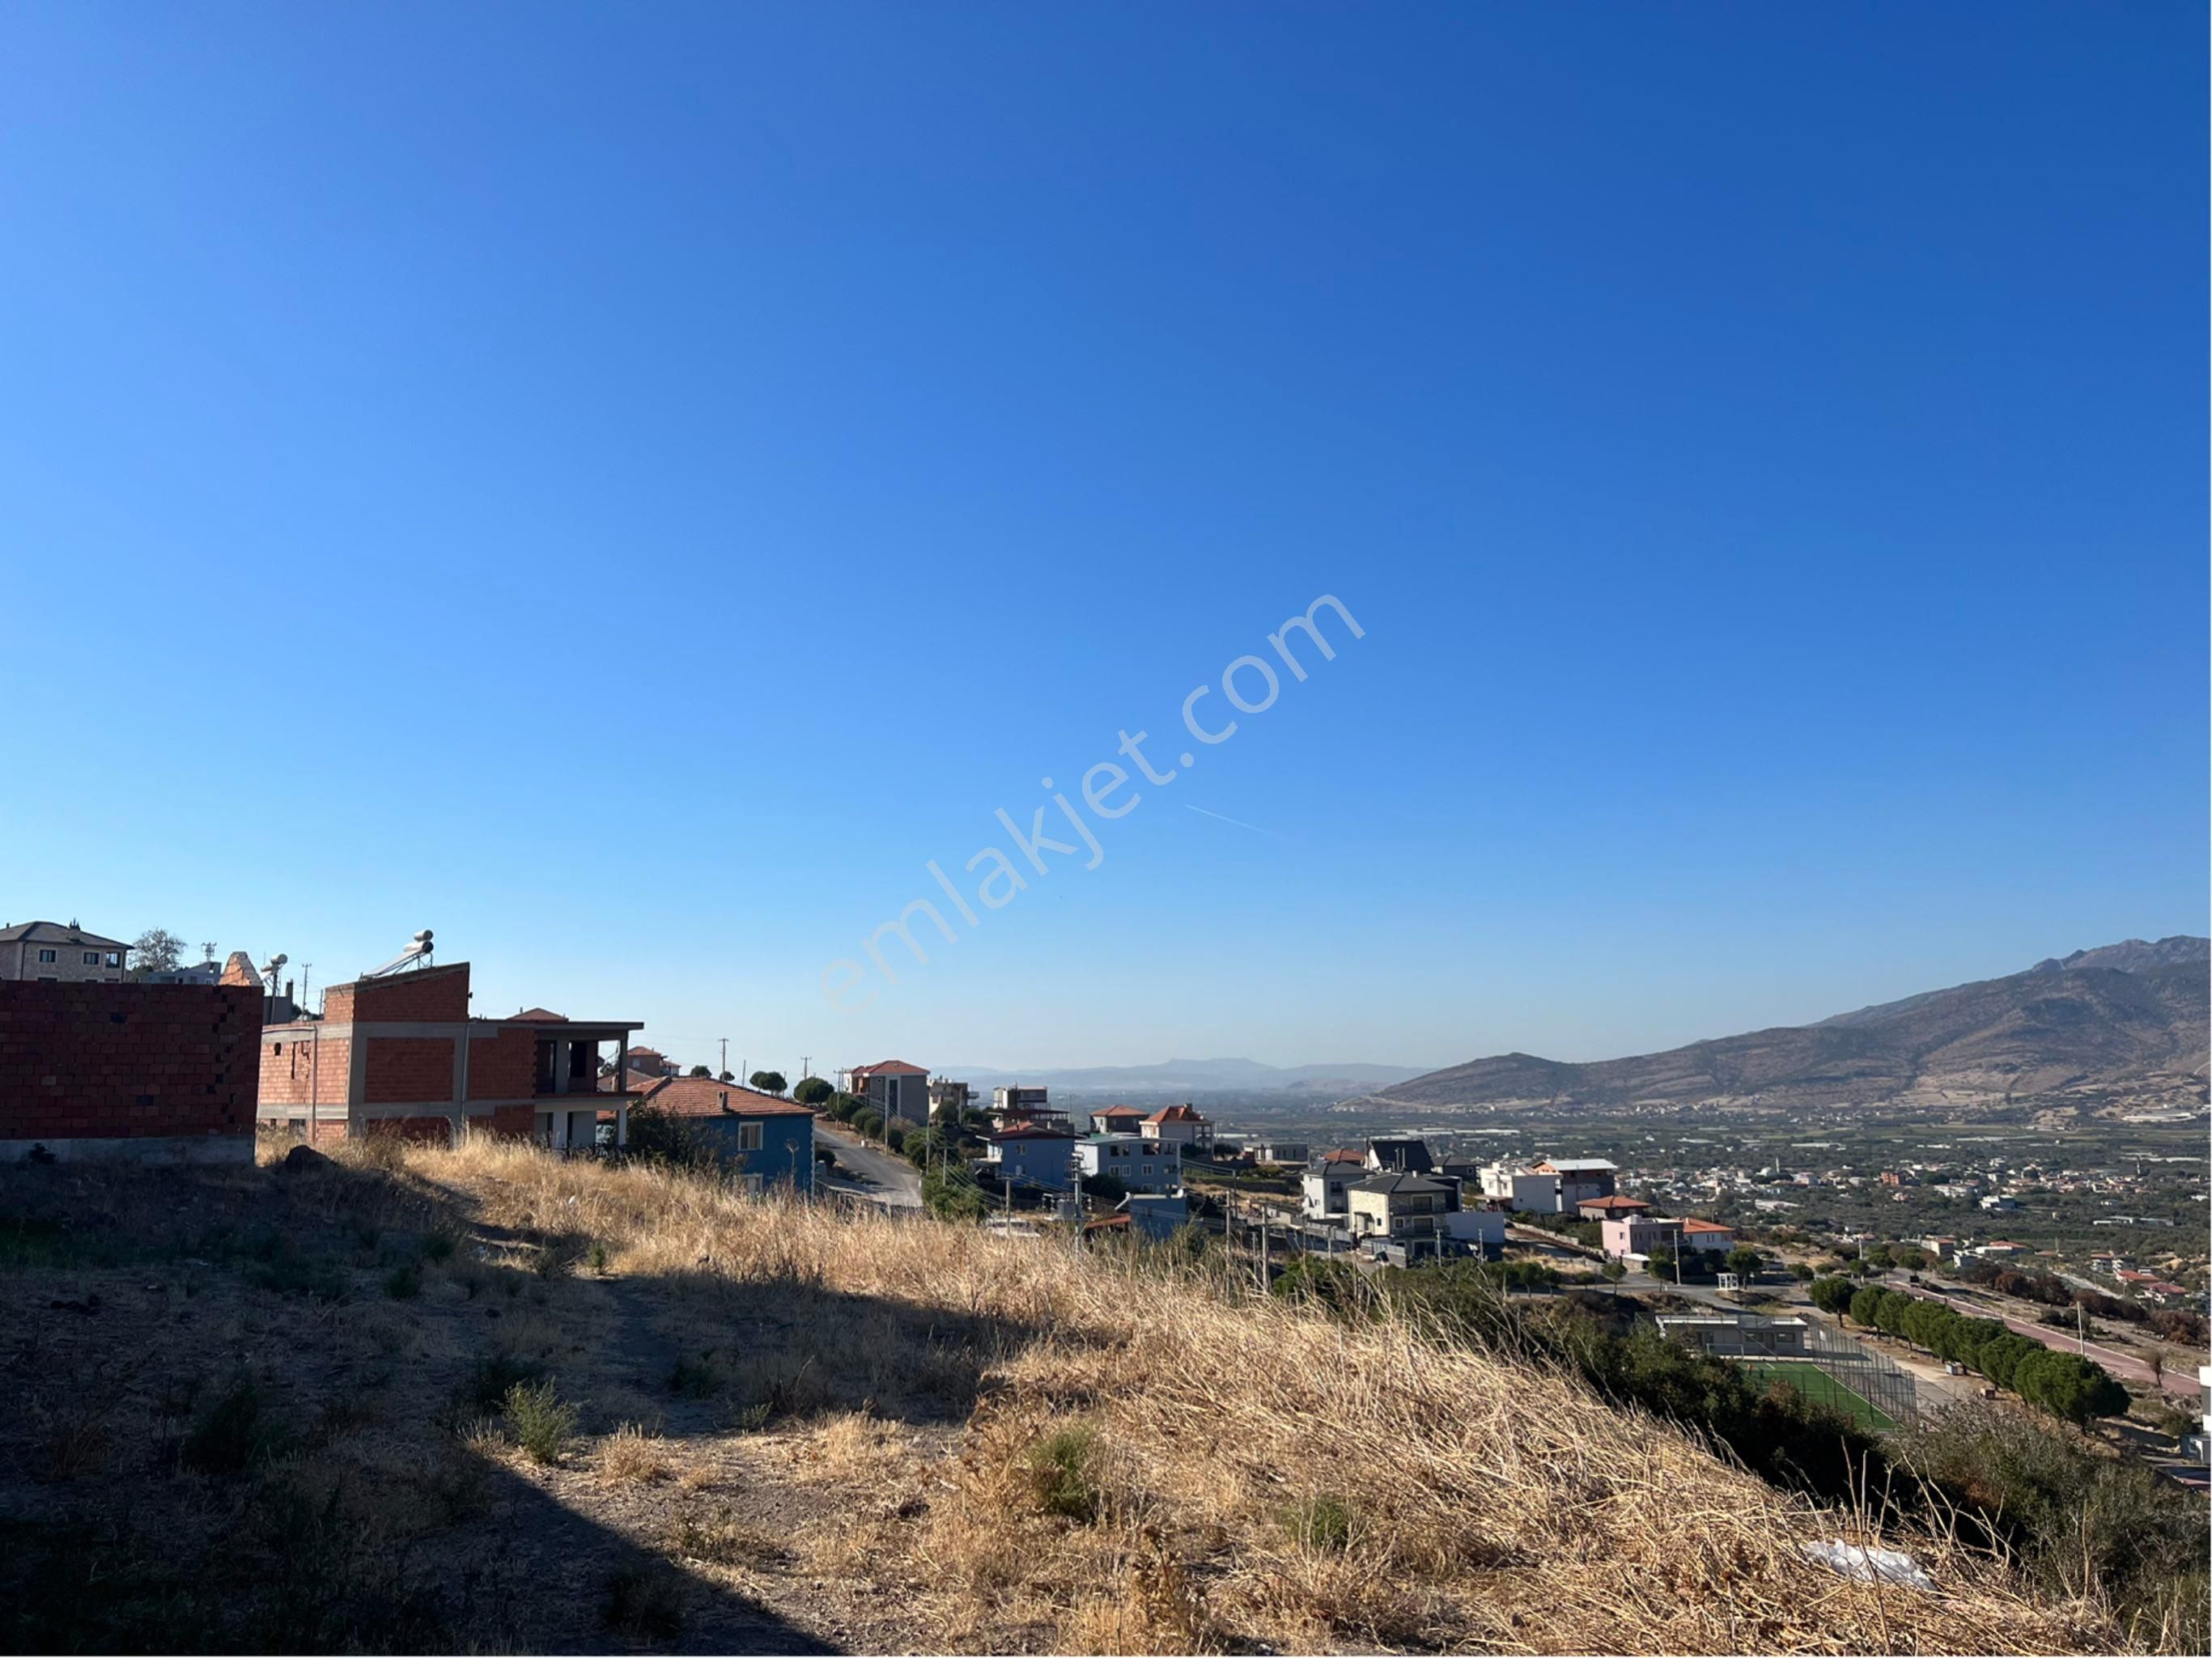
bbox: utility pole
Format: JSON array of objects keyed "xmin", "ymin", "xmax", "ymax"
[{"xmin": 720, "ymin": 1037, "xmax": 728, "ymax": 1079}]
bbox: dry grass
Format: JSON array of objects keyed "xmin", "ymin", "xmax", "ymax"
[
  {"xmin": 599, "ymin": 1423, "xmax": 673, "ymax": 1485},
  {"xmin": 385, "ymin": 1137, "xmax": 2115, "ymax": 1654}
]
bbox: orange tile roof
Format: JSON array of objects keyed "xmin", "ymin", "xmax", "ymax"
[
  {"xmin": 1681, "ymin": 1218, "xmax": 1734, "ymax": 1234},
  {"xmin": 630, "ymin": 1077, "xmax": 816, "ymax": 1118}
]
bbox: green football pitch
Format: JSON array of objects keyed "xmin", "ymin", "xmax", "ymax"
[{"xmin": 1736, "ymin": 1361, "xmax": 1899, "ymax": 1433}]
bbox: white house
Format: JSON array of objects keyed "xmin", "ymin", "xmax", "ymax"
[
  {"xmin": 1301, "ymin": 1148, "xmax": 1367, "ymax": 1221},
  {"xmin": 1143, "ymin": 1104, "xmax": 1212, "ymax": 1151},
  {"xmin": 1075, "ymin": 1134, "xmax": 1182, "ymax": 1195}
]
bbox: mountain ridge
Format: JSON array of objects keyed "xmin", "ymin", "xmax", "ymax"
[{"xmin": 1376, "ymin": 939, "xmax": 2210, "ymax": 1114}]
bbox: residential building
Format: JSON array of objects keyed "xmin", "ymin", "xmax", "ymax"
[
  {"xmin": 1121, "ymin": 1192, "xmax": 1189, "ymax": 1240},
  {"xmin": 1365, "ymin": 1137, "xmax": 1433, "ymax": 1174},
  {"xmin": 847, "ymin": 1059, "xmax": 930, "ymax": 1126},
  {"xmin": 985, "ymin": 1085, "xmax": 1071, "ymax": 1134},
  {"xmin": 1601, "ymin": 1214, "xmax": 1687, "ymax": 1262},
  {"xmin": 1300, "ymin": 1147, "xmax": 1367, "ymax": 1221},
  {"xmin": 1075, "ymin": 1134, "xmax": 1182, "ymax": 1195},
  {"xmin": 625, "ymin": 1076, "xmax": 817, "ymax": 1191},
  {"xmin": 0, "ymin": 977, "xmax": 261, "ymax": 1163},
  {"xmin": 1526, "ymin": 1157, "xmax": 1619, "ymax": 1211},
  {"xmin": 1089, "ymin": 1105, "xmax": 1147, "ymax": 1136},
  {"xmin": 983, "ymin": 1123, "xmax": 1077, "ymax": 1190},
  {"xmin": 1253, "ymin": 1141, "xmax": 1310, "ymax": 1166},
  {"xmin": 257, "ymin": 960, "xmax": 645, "ymax": 1149},
  {"xmin": 0, "ymin": 920, "xmax": 129, "ymax": 983},
  {"xmin": 1144, "ymin": 1103, "xmax": 1212, "ymax": 1151},
  {"xmin": 1682, "ymin": 1217, "xmax": 1735, "ymax": 1253},
  {"xmin": 1577, "ymin": 1194, "xmax": 1652, "ymax": 1222},
  {"xmin": 929, "ymin": 1076, "xmax": 976, "ymax": 1118},
  {"xmin": 1347, "ymin": 1172, "xmax": 1451, "ymax": 1246}
]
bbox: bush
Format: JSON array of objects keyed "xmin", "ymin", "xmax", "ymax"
[
  {"xmin": 1284, "ymin": 1493, "xmax": 1354, "ymax": 1551},
  {"xmin": 1025, "ymin": 1427, "xmax": 1103, "ymax": 1522},
  {"xmin": 179, "ymin": 1378, "xmax": 269, "ymax": 1476},
  {"xmin": 461, "ymin": 1349, "xmax": 550, "ymax": 1412},
  {"xmin": 883, "ymin": 1121, "xmax": 907, "ymax": 1154},
  {"xmin": 854, "ymin": 1109, "xmax": 884, "ymax": 1139},
  {"xmin": 826, "ymin": 1092, "xmax": 861, "ymax": 1122},
  {"xmin": 922, "ymin": 1166, "xmax": 988, "ymax": 1223},
  {"xmin": 1899, "ymin": 1406, "xmax": 2208, "ymax": 1650},
  {"xmin": 502, "ymin": 1379, "xmax": 577, "ymax": 1465},
  {"xmin": 382, "ymin": 1259, "xmax": 422, "ymax": 1300}
]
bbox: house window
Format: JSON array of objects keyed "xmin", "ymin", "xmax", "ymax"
[
  {"xmin": 82, "ymin": 952, "xmax": 100, "ymax": 965},
  {"xmin": 36, "ymin": 949, "xmax": 56, "ymax": 963},
  {"xmin": 104, "ymin": 952, "xmax": 120, "ymax": 968},
  {"xmin": 737, "ymin": 1122, "xmax": 764, "ymax": 1152}
]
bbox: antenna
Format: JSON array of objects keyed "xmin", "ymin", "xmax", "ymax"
[{"xmin": 363, "ymin": 929, "xmax": 435, "ymax": 978}]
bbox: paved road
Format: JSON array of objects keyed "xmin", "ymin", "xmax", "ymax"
[
  {"xmin": 1893, "ymin": 1281, "xmax": 2200, "ymax": 1400},
  {"xmin": 816, "ymin": 1122, "xmax": 922, "ymax": 1208}
]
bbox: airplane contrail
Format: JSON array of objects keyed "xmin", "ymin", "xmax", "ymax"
[{"xmin": 1184, "ymin": 804, "xmax": 1283, "ymax": 838}]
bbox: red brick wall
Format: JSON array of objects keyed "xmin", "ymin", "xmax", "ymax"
[
  {"xmin": 0, "ymin": 982, "xmax": 261, "ymax": 1143},
  {"xmin": 349, "ymin": 965, "xmax": 471, "ymax": 1024},
  {"xmin": 467, "ymin": 1025, "xmax": 537, "ymax": 1100},
  {"xmin": 362, "ymin": 1036, "xmax": 457, "ymax": 1105},
  {"xmin": 486, "ymin": 1104, "xmax": 537, "ymax": 1136},
  {"xmin": 259, "ymin": 1028, "xmax": 351, "ymax": 1110}
]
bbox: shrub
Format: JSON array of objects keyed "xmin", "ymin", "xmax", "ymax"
[
  {"xmin": 669, "ymin": 1353, "xmax": 723, "ymax": 1398},
  {"xmin": 854, "ymin": 1109, "xmax": 884, "ymax": 1139},
  {"xmin": 382, "ymin": 1259, "xmax": 422, "ymax": 1300},
  {"xmin": 461, "ymin": 1349, "xmax": 550, "ymax": 1412},
  {"xmin": 179, "ymin": 1378, "xmax": 269, "ymax": 1476},
  {"xmin": 1285, "ymin": 1493, "xmax": 1354, "ymax": 1551},
  {"xmin": 883, "ymin": 1121, "xmax": 907, "ymax": 1155},
  {"xmin": 502, "ymin": 1379, "xmax": 577, "ymax": 1465},
  {"xmin": 1025, "ymin": 1426, "xmax": 1103, "ymax": 1523},
  {"xmin": 601, "ymin": 1565, "xmax": 686, "ymax": 1639}
]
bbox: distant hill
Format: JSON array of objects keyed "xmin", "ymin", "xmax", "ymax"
[
  {"xmin": 948, "ymin": 1057, "xmax": 1423, "ymax": 1096},
  {"xmin": 1378, "ymin": 938, "xmax": 2209, "ymax": 1113}
]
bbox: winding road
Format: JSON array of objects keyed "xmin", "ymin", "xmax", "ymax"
[{"xmin": 816, "ymin": 1122, "xmax": 923, "ymax": 1209}]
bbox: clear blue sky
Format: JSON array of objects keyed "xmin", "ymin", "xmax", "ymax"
[{"xmin": 2, "ymin": 3, "xmax": 2202, "ymax": 1075}]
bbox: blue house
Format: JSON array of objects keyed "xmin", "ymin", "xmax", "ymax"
[
  {"xmin": 983, "ymin": 1123, "xmax": 1076, "ymax": 1190},
  {"xmin": 630, "ymin": 1076, "xmax": 816, "ymax": 1193}
]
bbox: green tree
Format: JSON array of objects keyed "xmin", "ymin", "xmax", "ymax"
[
  {"xmin": 854, "ymin": 1109, "xmax": 884, "ymax": 1139},
  {"xmin": 1807, "ymin": 1275, "xmax": 1856, "ymax": 1316},
  {"xmin": 1602, "ymin": 1260, "xmax": 1627, "ymax": 1283},
  {"xmin": 792, "ymin": 1077, "xmax": 834, "ymax": 1107},
  {"xmin": 1848, "ymin": 1286, "xmax": 1886, "ymax": 1327},
  {"xmin": 921, "ymin": 1165, "xmax": 988, "ymax": 1223},
  {"xmin": 748, "ymin": 1071, "xmax": 787, "ymax": 1096},
  {"xmin": 130, "ymin": 927, "xmax": 185, "ymax": 977},
  {"xmin": 826, "ymin": 1092, "xmax": 860, "ymax": 1122},
  {"xmin": 1725, "ymin": 1246, "xmax": 1763, "ymax": 1280},
  {"xmin": 688, "ymin": 1065, "xmax": 712, "ymax": 1077},
  {"xmin": 1790, "ymin": 1261, "xmax": 1816, "ymax": 1283},
  {"xmin": 2014, "ymin": 1351, "xmax": 2128, "ymax": 1427},
  {"xmin": 1645, "ymin": 1245, "xmax": 1678, "ymax": 1278},
  {"xmin": 1976, "ymin": 1334, "xmax": 2040, "ymax": 1390},
  {"xmin": 883, "ymin": 1120, "xmax": 907, "ymax": 1155}
]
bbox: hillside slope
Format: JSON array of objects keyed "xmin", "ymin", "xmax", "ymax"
[
  {"xmin": 1381, "ymin": 939, "xmax": 2208, "ymax": 1113},
  {"xmin": 0, "ymin": 1139, "xmax": 2111, "ymax": 1654}
]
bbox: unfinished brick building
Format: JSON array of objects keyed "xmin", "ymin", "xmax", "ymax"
[
  {"xmin": 0, "ymin": 979, "xmax": 263, "ymax": 1163},
  {"xmin": 257, "ymin": 960, "xmax": 644, "ymax": 1147}
]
